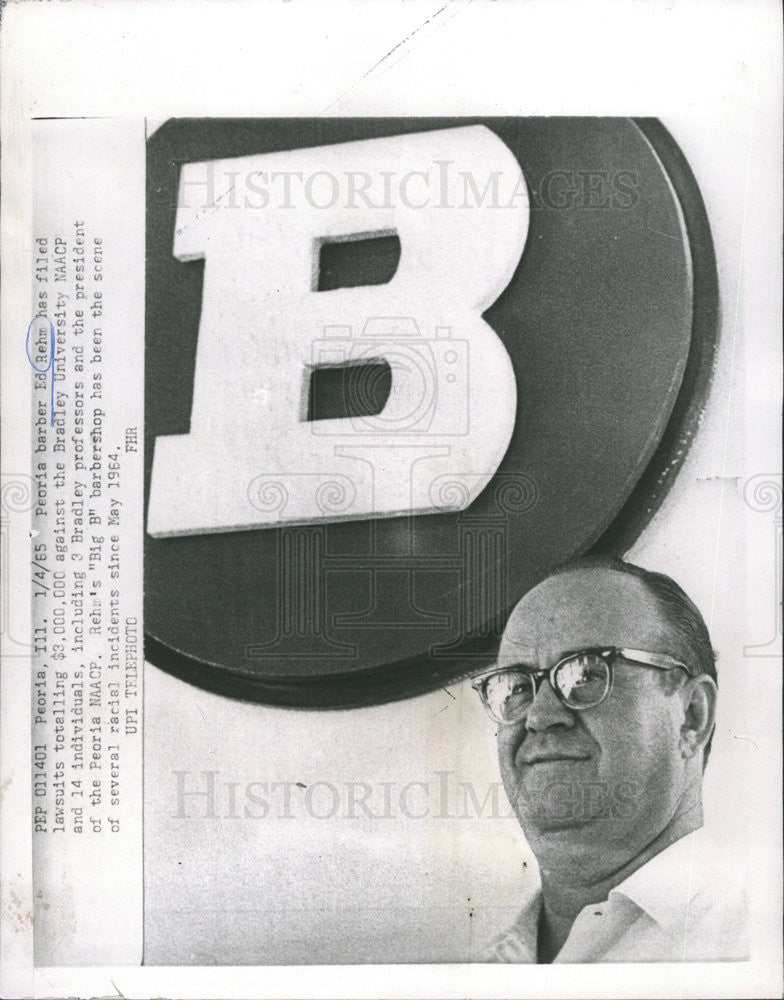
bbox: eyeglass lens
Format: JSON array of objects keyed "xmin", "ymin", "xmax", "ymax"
[
  {"xmin": 482, "ymin": 653, "xmax": 610, "ymax": 721},
  {"xmin": 555, "ymin": 653, "xmax": 609, "ymax": 707}
]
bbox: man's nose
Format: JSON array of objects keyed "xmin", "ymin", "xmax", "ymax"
[{"xmin": 525, "ymin": 676, "xmax": 576, "ymax": 732}]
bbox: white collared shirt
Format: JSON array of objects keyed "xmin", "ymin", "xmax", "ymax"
[{"xmin": 480, "ymin": 827, "xmax": 749, "ymax": 963}]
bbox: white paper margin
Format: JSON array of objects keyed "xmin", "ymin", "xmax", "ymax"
[{"xmin": 1, "ymin": 1, "xmax": 781, "ymax": 997}]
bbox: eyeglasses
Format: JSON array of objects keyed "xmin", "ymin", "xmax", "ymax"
[{"xmin": 472, "ymin": 647, "xmax": 691, "ymax": 725}]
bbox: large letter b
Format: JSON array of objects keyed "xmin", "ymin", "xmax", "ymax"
[{"xmin": 147, "ymin": 126, "xmax": 528, "ymax": 536}]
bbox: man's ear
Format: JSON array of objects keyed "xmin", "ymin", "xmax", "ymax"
[{"xmin": 679, "ymin": 675, "xmax": 717, "ymax": 759}]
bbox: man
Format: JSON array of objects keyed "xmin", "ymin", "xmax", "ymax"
[{"xmin": 472, "ymin": 555, "xmax": 747, "ymax": 963}]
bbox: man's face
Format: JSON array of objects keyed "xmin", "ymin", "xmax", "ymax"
[{"xmin": 496, "ymin": 568, "xmax": 695, "ymax": 868}]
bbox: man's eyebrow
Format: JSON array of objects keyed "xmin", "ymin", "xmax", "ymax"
[{"xmin": 502, "ymin": 661, "xmax": 540, "ymax": 674}]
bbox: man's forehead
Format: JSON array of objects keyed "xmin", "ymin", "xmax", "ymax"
[{"xmin": 498, "ymin": 567, "xmax": 669, "ymax": 661}]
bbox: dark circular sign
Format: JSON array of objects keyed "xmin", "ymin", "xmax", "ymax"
[{"xmin": 145, "ymin": 117, "xmax": 718, "ymax": 707}]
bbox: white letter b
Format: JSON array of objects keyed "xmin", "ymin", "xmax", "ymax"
[{"xmin": 148, "ymin": 126, "xmax": 528, "ymax": 536}]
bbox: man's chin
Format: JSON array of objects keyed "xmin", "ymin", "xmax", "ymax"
[
  {"xmin": 522, "ymin": 809, "xmax": 603, "ymax": 836},
  {"xmin": 507, "ymin": 772, "xmax": 626, "ymax": 837}
]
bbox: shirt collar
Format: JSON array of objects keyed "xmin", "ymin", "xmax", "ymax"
[
  {"xmin": 488, "ymin": 884, "xmax": 541, "ymax": 962},
  {"xmin": 608, "ymin": 826, "xmax": 711, "ymax": 928}
]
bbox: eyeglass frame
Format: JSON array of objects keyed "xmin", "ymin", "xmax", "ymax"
[{"xmin": 471, "ymin": 647, "xmax": 693, "ymax": 724}]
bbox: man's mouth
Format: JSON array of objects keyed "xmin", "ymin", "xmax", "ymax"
[{"xmin": 520, "ymin": 753, "xmax": 591, "ymax": 765}]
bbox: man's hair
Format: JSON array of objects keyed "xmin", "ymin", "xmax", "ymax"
[{"xmin": 548, "ymin": 554, "xmax": 718, "ymax": 765}]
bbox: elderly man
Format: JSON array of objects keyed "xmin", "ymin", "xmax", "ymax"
[{"xmin": 472, "ymin": 555, "xmax": 747, "ymax": 963}]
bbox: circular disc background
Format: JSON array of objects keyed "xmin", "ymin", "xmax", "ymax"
[{"xmin": 144, "ymin": 117, "xmax": 718, "ymax": 708}]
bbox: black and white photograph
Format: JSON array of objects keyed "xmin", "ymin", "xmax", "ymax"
[{"xmin": 0, "ymin": 2, "xmax": 781, "ymax": 997}]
